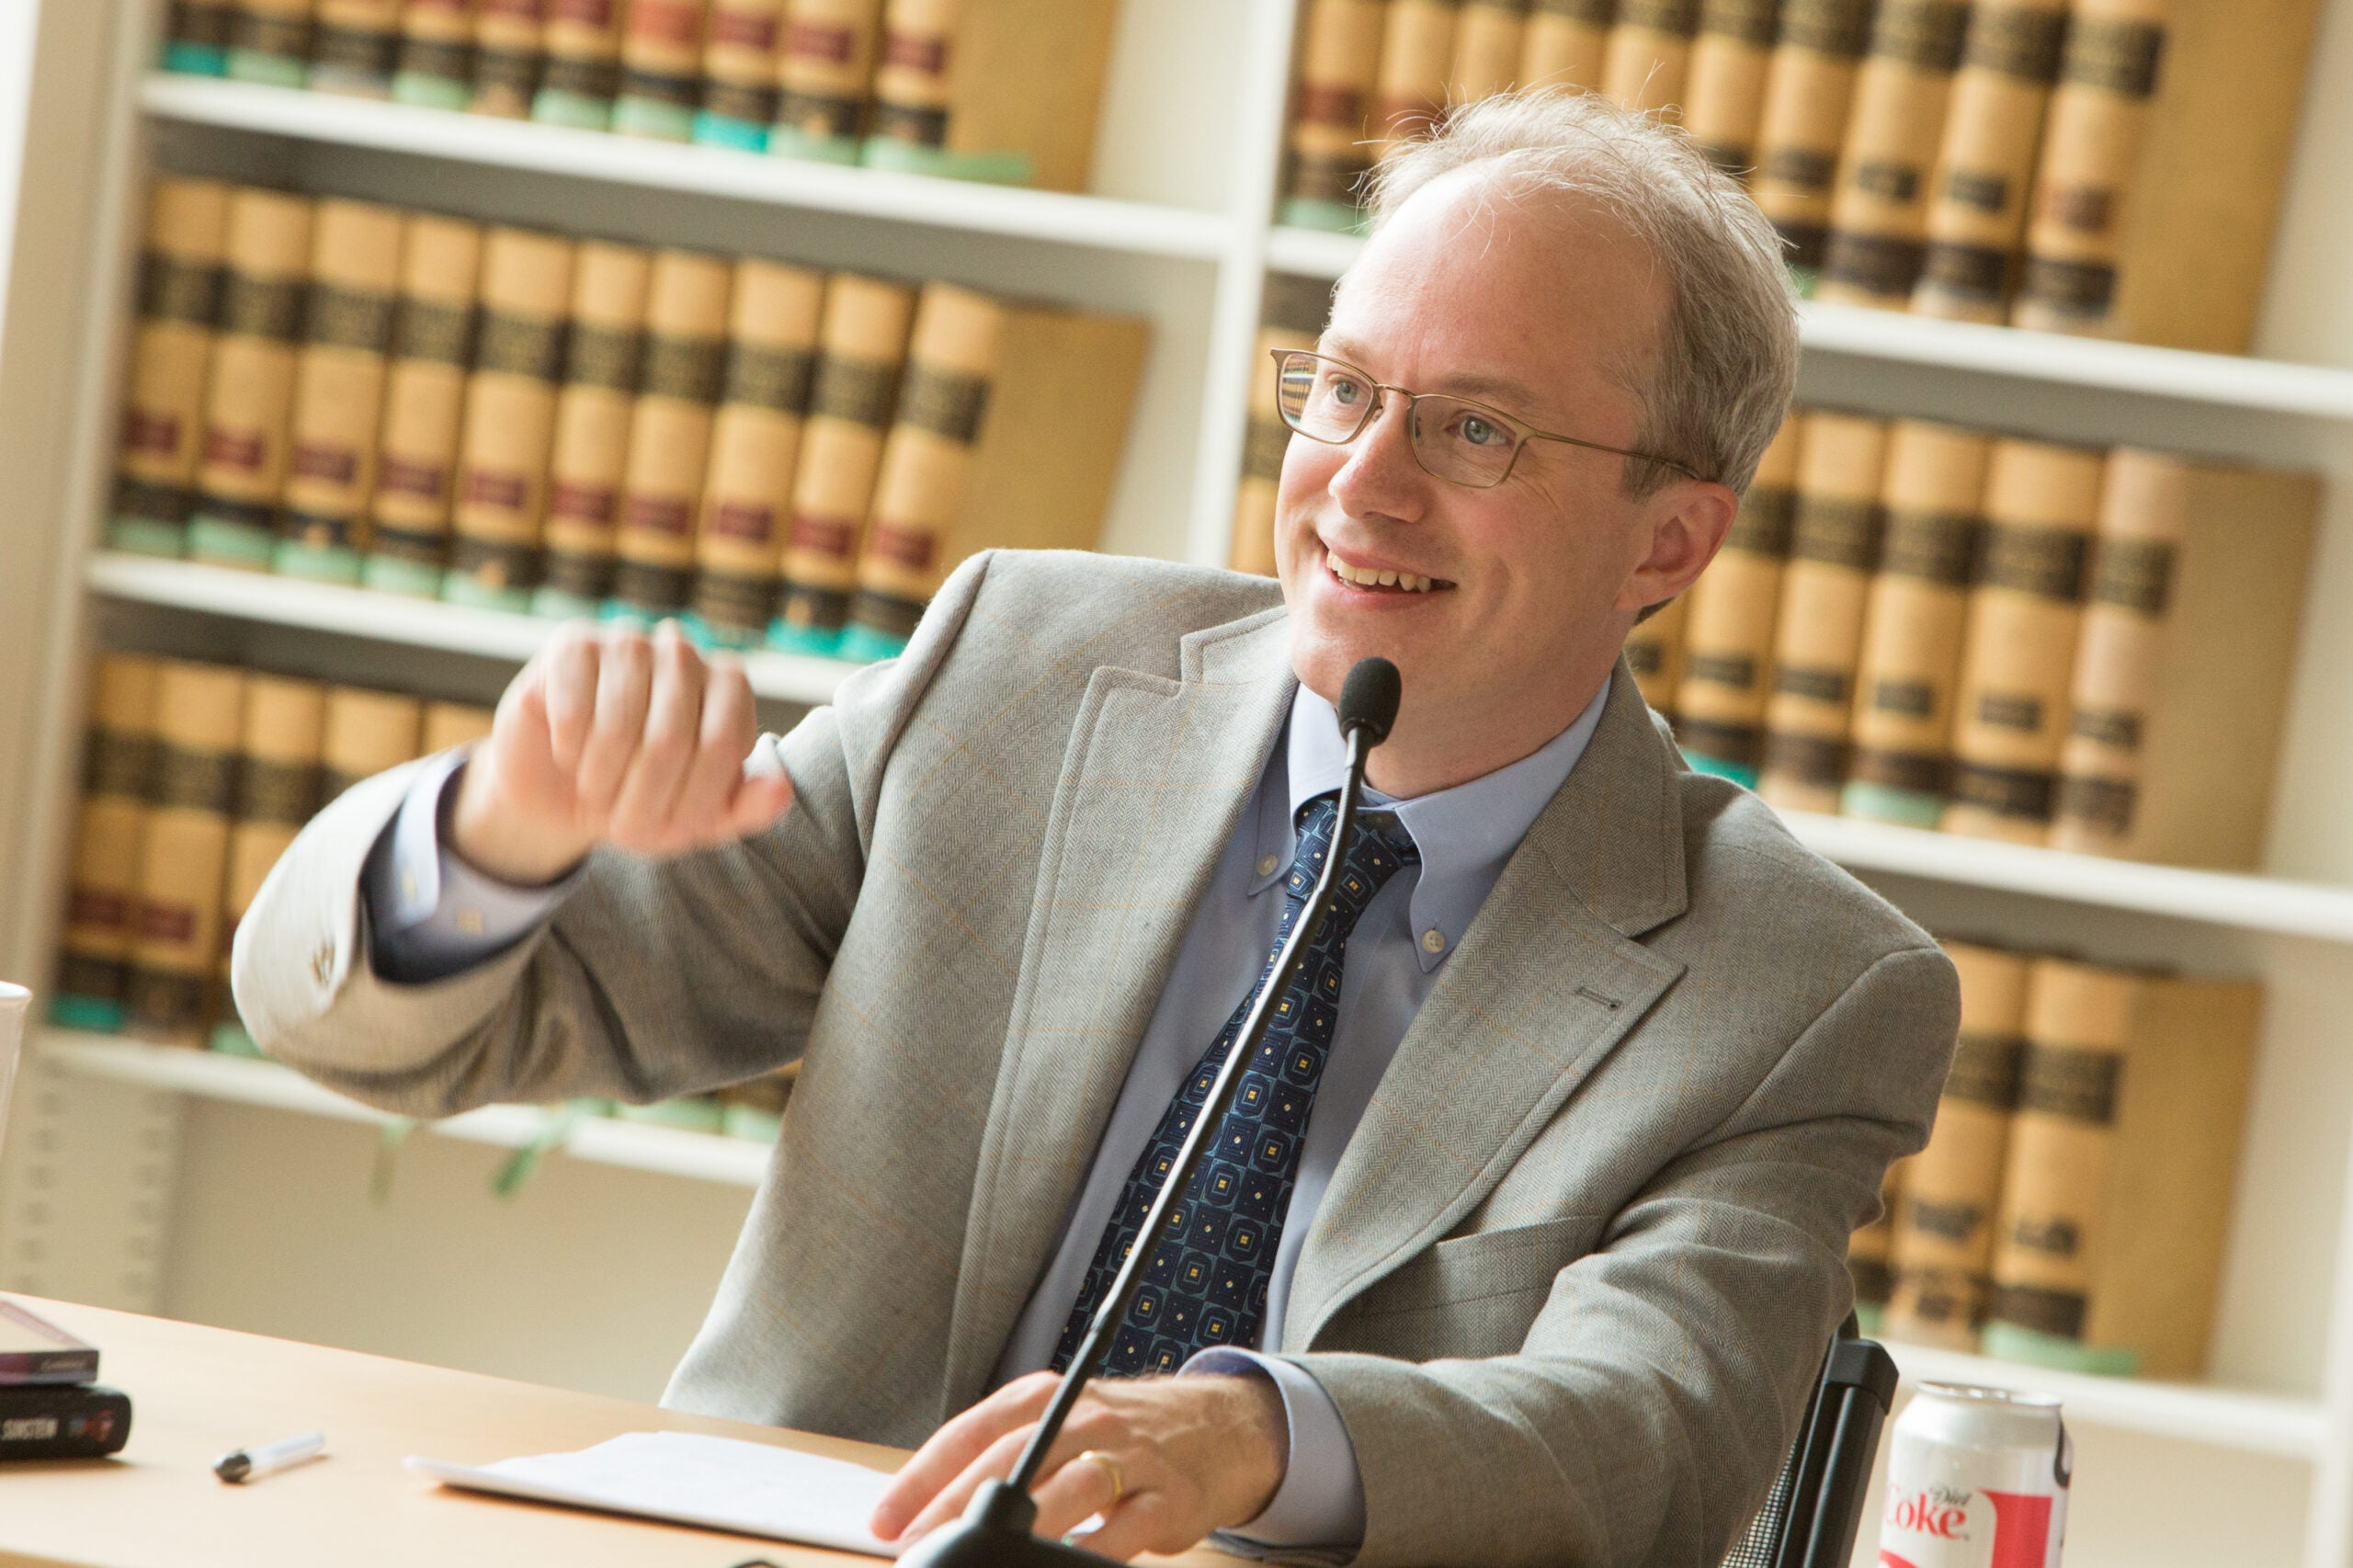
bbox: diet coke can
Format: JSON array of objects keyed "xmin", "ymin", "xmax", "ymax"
[{"xmin": 1877, "ymin": 1381, "xmax": 2071, "ymax": 1568}]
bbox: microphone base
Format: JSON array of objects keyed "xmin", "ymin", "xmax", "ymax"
[{"xmin": 896, "ymin": 1481, "xmax": 1124, "ymax": 1568}]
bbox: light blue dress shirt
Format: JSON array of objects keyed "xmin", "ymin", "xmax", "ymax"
[{"xmin": 364, "ymin": 674, "xmax": 1609, "ymax": 1553}]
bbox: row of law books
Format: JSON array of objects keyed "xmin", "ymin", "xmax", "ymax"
[
  {"xmin": 113, "ymin": 176, "xmax": 1146, "ymax": 662},
  {"xmin": 1280, "ymin": 0, "xmax": 2316, "ymax": 355},
  {"xmin": 1848, "ymin": 938, "xmax": 2258, "ymax": 1380},
  {"xmin": 158, "ymin": 0, "xmax": 1120, "ymax": 190},
  {"xmin": 50, "ymin": 650, "xmax": 794, "ymax": 1142},
  {"xmin": 1624, "ymin": 407, "xmax": 2316, "ymax": 870}
]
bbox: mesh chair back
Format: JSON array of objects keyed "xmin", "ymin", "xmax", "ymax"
[{"xmin": 1720, "ymin": 1331, "xmax": 1900, "ymax": 1568}]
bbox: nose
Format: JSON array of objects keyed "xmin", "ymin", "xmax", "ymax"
[{"xmin": 1326, "ymin": 390, "xmax": 1430, "ymax": 520}]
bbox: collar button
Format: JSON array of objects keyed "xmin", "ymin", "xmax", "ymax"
[
  {"xmin": 1421, "ymin": 927, "xmax": 1447, "ymax": 955},
  {"xmin": 1256, "ymin": 855, "xmax": 1280, "ymax": 879}
]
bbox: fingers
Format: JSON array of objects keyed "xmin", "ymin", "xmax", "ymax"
[
  {"xmin": 540, "ymin": 622, "xmax": 602, "ymax": 774},
  {"xmin": 1070, "ymin": 1493, "xmax": 1180, "ymax": 1564},
  {"xmin": 574, "ymin": 626, "xmax": 654, "ymax": 819},
  {"xmin": 895, "ymin": 1425, "xmax": 1041, "ymax": 1545},
  {"xmin": 673, "ymin": 656, "xmax": 767, "ymax": 846},
  {"xmin": 872, "ymin": 1374, "xmax": 1056, "ymax": 1541},
  {"xmin": 1027, "ymin": 1447, "xmax": 1131, "ymax": 1543},
  {"xmin": 607, "ymin": 623, "xmax": 707, "ymax": 850}
]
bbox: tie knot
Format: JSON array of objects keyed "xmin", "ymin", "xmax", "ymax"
[{"xmin": 1285, "ymin": 795, "xmax": 1419, "ymax": 916}]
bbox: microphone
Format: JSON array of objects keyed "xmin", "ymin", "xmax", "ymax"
[{"xmin": 898, "ymin": 658, "xmax": 1404, "ymax": 1568}]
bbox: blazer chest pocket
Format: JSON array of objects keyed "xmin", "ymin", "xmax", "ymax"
[{"xmin": 1329, "ymin": 1213, "xmax": 1605, "ymax": 1359}]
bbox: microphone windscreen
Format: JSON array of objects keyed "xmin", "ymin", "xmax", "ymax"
[{"xmin": 1338, "ymin": 657, "xmax": 1402, "ymax": 745}]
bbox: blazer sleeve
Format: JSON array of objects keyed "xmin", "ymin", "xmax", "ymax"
[
  {"xmin": 1295, "ymin": 941, "xmax": 1959, "ymax": 1568},
  {"xmin": 229, "ymin": 551, "xmax": 999, "ymax": 1119}
]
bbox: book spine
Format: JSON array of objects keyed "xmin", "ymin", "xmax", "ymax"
[
  {"xmin": 217, "ymin": 676, "xmax": 327, "ymax": 1049},
  {"xmin": 1520, "ymin": 0, "xmax": 1616, "ymax": 90},
  {"xmin": 472, "ymin": 0, "xmax": 547, "ymax": 115},
  {"xmin": 870, "ymin": 0, "xmax": 960, "ymax": 152},
  {"xmin": 2047, "ymin": 448, "xmax": 2188, "ymax": 855},
  {"xmin": 687, "ymin": 259, "xmax": 826, "ymax": 642},
  {"xmin": 190, "ymin": 187, "xmax": 314, "ymax": 572},
  {"xmin": 1601, "ymin": 0, "xmax": 1700, "ymax": 113},
  {"xmin": 1756, "ymin": 410, "xmax": 1886, "ymax": 813},
  {"xmin": 1885, "ymin": 938, "xmax": 2029, "ymax": 1347},
  {"xmin": 309, "ymin": 0, "xmax": 403, "ymax": 94},
  {"xmin": 275, "ymin": 199, "xmax": 404, "ymax": 583},
  {"xmin": 1911, "ymin": 0, "xmax": 2071, "ymax": 321},
  {"xmin": 535, "ymin": 0, "xmax": 626, "ymax": 127},
  {"xmin": 774, "ymin": 274, "xmax": 915, "ymax": 650},
  {"xmin": 775, "ymin": 0, "xmax": 884, "ymax": 149},
  {"xmin": 391, "ymin": 0, "xmax": 477, "ymax": 109},
  {"xmin": 614, "ymin": 0, "xmax": 710, "ymax": 140},
  {"xmin": 1943, "ymin": 437, "xmax": 2100, "ymax": 843},
  {"xmin": 112, "ymin": 177, "xmax": 231, "ymax": 558},
  {"xmin": 1280, "ymin": 0, "xmax": 1390, "ymax": 232},
  {"xmin": 1374, "ymin": 0, "xmax": 1461, "ymax": 158},
  {"xmin": 1818, "ymin": 0, "xmax": 1974, "ymax": 306},
  {"xmin": 2010, "ymin": 0, "xmax": 2166, "ymax": 335},
  {"xmin": 1449, "ymin": 0, "xmax": 1532, "ymax": 102},
  {"xmin": 165, "ymin": 0, "xmax": 237, "ymax": 74},
  {"xmin": 125, "ymin": 662, "xmax": 247, "ymax": 1043},
  {"xmin": 1671, "ymin": 415, "xmax": 1799, "ymax": 785},
  {"xmin": 1683, "ymin": 0, "xmax": 1781, "ymax": 173},
  {"xmin": 1841, "ymin": 419, "xmax": 1988, "ymax": 824},
  {"xmin": 421, "ymin": 700, "xmax": 499, "ymax": 752},
  {"xmin": 226, "ymin": 0, "xmax": 316, "ymax": 87},
  {"xmin": 697, "ymin": 0, "xmax": 784, "ymax": 143},
  {"xmin": 0, "ymin": 1385, "xmax": 133, "ymax": 1460},
  {"xmin": 535, "ymin": 241, "xmax": 651, "ymax": 613},
  {"xmin": 1750, "ymin": 0, "xmax": 1875, "ymax": 275},
  {"xmin": 321, "ymin": 687, "xmax": 426, "ymax": 801},
  {"xmin": 611, "ymin": 251, "xmax": 735, "ymax": 617},
  {"xmin": 1623, "ymin": 594, "xmax": 1691, "ymax": 716},
  {"xmin": 445, "ymin": 229, "xmax": 575, "ymax": 612},
  {"xmin": 363, "ymin": 214, "xmax": 483, "ymax": 597},
  {"xmin": 53, "ymin": 656, "xmax": 164, "ymax": 1028},
  {"xmin": 1849, "ymin": 1160, "xmax": 1904, "ymax": 1328},
  {"xmin": 1231, "ymin": 276, "xmax": 1332, "ymax": 577}
]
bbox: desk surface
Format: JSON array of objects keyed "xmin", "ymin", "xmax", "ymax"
[{"xmin": 0, "ymin": 1298, "xmax": 1224, "ymax": 1568}]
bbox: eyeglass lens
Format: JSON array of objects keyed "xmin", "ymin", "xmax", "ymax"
[{"xmin": 1273, "ymin": 354, "xmax": 1519, "ymax": 486}]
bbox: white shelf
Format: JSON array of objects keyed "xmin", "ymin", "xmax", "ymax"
[
  {"xmin": 85, "ymin": 552, "xmax": 860, "ymax": 706},
  {"xmin": 139, "ymin": 73, "xmax": 1238, "ymax": 262},
  {"xmin": 36, "ymin": 1029, "xmax": 771, "ymax": 1188},
  {"xmin": 1886, "ymin": 1339, "xmax": 2326, "ymax": 1462},
  {"xmin": 1782, "ymin": 811, "xmax": 2353, "ymax": 943}
]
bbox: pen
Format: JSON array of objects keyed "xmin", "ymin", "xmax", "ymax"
[{"xmin": 214, "ymin": 1430, "xmax": 326, "ymax": 1483}]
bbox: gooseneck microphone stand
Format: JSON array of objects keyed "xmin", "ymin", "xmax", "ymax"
[{"xmin": 896, "ymin": 656, "xmax": 1404, "ymax": 1568}]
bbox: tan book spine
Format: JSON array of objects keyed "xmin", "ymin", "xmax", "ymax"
[
  {"xmin": 364, "ymin": 214, "xmax": 483, "ymax": 597},
  {"xmin": 191, "ymin": 187, "xmax": 314, "ymax": 571},
  {"xmin": 1850, "ymin": 1160, "xmax": 1905, "ymax": 1322},
  {"xmin": 776, "ymin": 0, "xmax": 885, "ymax": 144},
  {"xmin": 1683, "ymin": 0, "xmax": 1781, "ymax": 173},
  {"xmin": 276, "ymin": 199, "xmax": 405, "ymax": 578},
  {"xmin": 535, "ymin": 0, "xmax": 626, "ymax": 125},
  {"xmin": 1885, "ymin": 940, "xmax": 2029, "ymax": 1347},
  {"xmin": 1623, "ymin": 594, "xmax": 1691, "ymax": 715},
  {"xmin": 1817, "ymin": 0, "xmax": 1974, "ymax": 305},
  {"xmin": 2047, "ymin": 448, "xmax": 2188, "ymax": 855},
  {"xmin": 1521, "ymin": 0, "xmax": 1615, "ymax": 88},
  {"xmin": 228, "ymin": 0, "xmax": 316, "ymax": 83},
  {"xmin": 535, "ymin": 242, "xmax": 652, "ymax": 612},
  {"xmin": 1231, "ymin": 276, "xmax": 1332, "ymax": 577},
  {"xmin": 1450, "ymin": 0, "xmax": 1530, "ymax": 101},
  {"xmin": 1602, "ymin": 0, "xmax": 1699, "ymax": 112},
  {"xmin": 310, "ymin": 0, "xmax": 403, "ymax": 94},
  {"xmin": 1943, "ymin": 438, "xmax": 2100, "ymax": 843},
  {"xmin": 217, "ymin": 676, "xmax": 327, "ymax": 1036},
  {"xmin": 1374, "ymin": 0, "xmax": 1461, "ymax": 157},
  {"xmin": 421, "ymin": 700, "xmax": 498, "ymax": 753},
  {"xmin": 775, "ymin": 274, "xmax": 916, "ymax": 646},
  {"xmin": 391, "ymin": 0, "xmax": 477, "ymax": 108},
  {"xmin": 1280, "ymin": 0, "xmax": 1390, "ymax": 229},
  {"xmin": 1672, "ymin": 416, "xmax": 1799, "ymax": 783},
  {"xmin": 1757, "ymin": 410, "xmax": 1887, "ymax": 813},
  {"xmin": 322, "ymin": 687, "xmax": 426, "ymax": 801},
  {"xmin": 1750, "ymin": 0, "xmax": 1876, "ymax": 274},
  {"xmin": 612, "ymin": 251, "xmax": 736, "ymax": 616},
  {"xmin": 688, "ymin": 260, "xmax": 826, "ymax": 641},
  {"xmin": 55, "ymin": 656, "xmax": 164, "ymax": 1020},
  {"xmin": 472, "ymin": 0, "xmax": 547, "ymax": 116},
  {"xmin": 1842, "ymin": 420, "xmax": 1989, "ymax": 824},
  {"xmin": 1911, "ymin": 0, "xmax": 2071, "ymax": 320},
  {"xmin": 700, "ymin": 0, "xmax": 784, "ymax": 129},
  {"xmin": 446, "ymin": 229, "xmax": 575, "ymax": 611},
  {"xmin": 112, "ymin": 178, "xmax": 232, "ymax": 557},
  {"xmin": 615, "ymin": 0, "xmax": 710, "ymax": 137},
  {"xmin": 870, "ymin": 0, "xmax": 958, "ymax": 150},
  {"xmin": 125, "ymin": 662, "xmax": 246, "ymax": 1043},
  {"xmin": 2011, "ymin": 0, "xmax": 2166, "ymax": 335}
]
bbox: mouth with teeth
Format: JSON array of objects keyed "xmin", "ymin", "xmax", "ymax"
[{"xmin": 1324, "ymin": 547, "xmax": 1451, "ymax": 595}]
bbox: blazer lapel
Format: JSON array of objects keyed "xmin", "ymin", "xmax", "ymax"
[
  {"xmin": 1285, "ymin": 663, "xmax": 1693, "ymax": 1350},
  {"xmin": 940, "ymin": 607, "xmax": 1297, "ymax": 1414}
]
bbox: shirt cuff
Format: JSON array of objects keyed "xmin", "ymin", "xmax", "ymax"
[
  {"xmin": 363, "ymin": 747, "xmax": 579, "ymax": 983},
  {"xmin": 1180, "ymin": 1347, "xmax": 1364, "ymax": 1558}
]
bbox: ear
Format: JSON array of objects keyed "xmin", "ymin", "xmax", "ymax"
[{"xmin": 1614, "ymin": 480, "xmax": 1738, "ymax": 615}]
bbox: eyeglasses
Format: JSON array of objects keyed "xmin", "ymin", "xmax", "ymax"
[{"xmin": 1268, "ymin": 349, "xmax": 1702, "ymax": 489}]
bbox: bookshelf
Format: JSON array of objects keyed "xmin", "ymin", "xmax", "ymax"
[{"xmin": 2, "ymin": 3, "xmax": 2353, "ymax": 1564}]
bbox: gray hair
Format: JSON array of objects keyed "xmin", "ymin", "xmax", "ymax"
[{"xmin": 1363, "ymin": 90, "xmax": 1798, "ymax": 499}]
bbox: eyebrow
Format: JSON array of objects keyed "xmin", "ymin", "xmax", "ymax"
[{"xmin": 1316, "ymin": 335, "xmax": 1545, "ymax": 414}]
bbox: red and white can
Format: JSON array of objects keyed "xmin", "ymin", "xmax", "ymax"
[{"xmin": 1877, "ymin": 1381, "xmax": 2071, "ymax": 1568}]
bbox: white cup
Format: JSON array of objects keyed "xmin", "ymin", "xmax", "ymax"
[{"xmin": 0, "ymin": 982, "xmax": 28, "ymax": 1162}]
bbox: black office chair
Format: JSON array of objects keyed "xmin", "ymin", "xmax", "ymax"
[{"xmin": 1720, "ymin": 1323, "xmax": 1900, "ymax": 1568}]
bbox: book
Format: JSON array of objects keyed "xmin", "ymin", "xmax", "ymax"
[
  {"xmin": 772, "ymin": 0, "xmax": 885, "ymax": 161},
  {"xmin": 1373, "ymin": 0, "xmax": 1460, "ymax": 159},
  {"xmin": 1623, "ymin": 594, "xmax": 1689, "ymax": 718},
  {"xmin": 1749, "ymin": 0, "xmax": 1875, "ymax": 279},
  {"xmin": 1671, "ymin": 415, "xmax": 1798, "ymax": 786},
  {"xmin": 613, "ymin": 0, "xmax": 710, "ymax": 141},
  {"xmin": 1601, "ymin": 0, "xmax": 1699, "ymax": 114},
  {"xmin": 0, "ymin": 1300, "xmax": 101, "ymax": 1386},
  {"xmin": 445, "ymin": 228, "xmax": 576, "ymax": 613},
  {"xmin": 1942, "ymin": 438, "xmax": 2101, "ymax": 845},
  {"xmin": 1230, "ymin": 277, "xmax": 1332, "ymax": 578},
  {"xmin": 472, "ymin": 0, "xmax": 547, "ymax": 116},
  {"xmin": 1756, "ymin": 410, "xmax": 1886, "ymax": 814},
  {"xmin": 867, "ymin": 0, "xmax": 956, "ymax": 160},
  {"xmin": 226, "ymin": 0, "xmax": 315, "ymax": 86},
  {"xmin": 770, "ymin": 273, "xmax": 915, "ymax": 653},
  {"xmin": 1884, "ymin": 939, "xmax": 2028, "ymax": 1349},
  {"xmin": 214, "ymin": 675, "xmax": 326, "ymax": 1056},
  {"xmin": 534, "ymin": 240, "xmax": 652, "ymax": 616},
  {"xmin": 322, "ymin": 685, "xmax": 426, "ymax": 803},
  {"xmin": 0, "ymin": 1383, "xmax": 133, "ymax": 1460},
  {"xmin": 1841, "ymin": 420, "xmax": 1988, "ymax": 825},
  {"xmin": 686, "ymin": 259, "xmax": 827, "ymax": 645},
  {"xmin": 390, "ymin": 0, "xmax": 477, "ymax": 109},
  {"xmin": 1817, "ymin": 0, "xmax": 1974, "ymax": 307},
  {"xmin": 274, "ymin": 199, "xmax": 405, "ymax": 585},
  {"xmin": 188, "ymin": 187, "xmax": 313, "ymax": 572},
  {"xmin": 52, "ymin": 655, "xmax": 163, "ymax": 1032},
  {"xmin": 858, "ymin": 0, "xmax": 1123, "ymax": 189},
  {"xmin": 1985, "ymin": 957, "xmax": 2259, "ymax": 1378},
  {"xmin": 610, "ymin": 250, "xmax": 736, "ymax": 619},
  {"xmin": 1519, "ymin": 0, "xmax": 1614, "ymax": 91},
  {"xmin": 1682, "ymin": 0, "xmax": 1781, "ymax": 174},
  {"xmin": 422, "ymin": 700, "xmax": 499, "ymax": 752},
  {"xmin": 1849, "ymin": 1160, "xmax": 1904, "ymax": 1333},
  {"xmin": 362, "ymin": 213, "xmax": 483, "ymax": 598},
  {"xmin": 110, "ymin": 176, "xmax": 231, "ymax": 558},
  {"xmin": 534, "ymin": 0, "xmax": 627, "ymax": 129},
  {"xmin": 1910, "ymin": 0, "xmax": 2070, "ymax": 322},
  {"xmin": 309, "ymin": 0, "xmax": 403, "ymax": 94},
  {"xmin": 125, "ymin": 661, "xmax": 246, "ymax": 1044},
  {"xmin": 1449, "ymin": 0, "xmax": 1531, "ymax": 103},
  {"xmin": 695, "ymin": 0, "xmax": 783, "ymax": 147},
  {"xmin": 1279, "ymin": 0, "xmax": 1391, "ymax": 232},
  {"xmin": 164, "ymin": 0, "xmax": 236, "ymax": 74}
]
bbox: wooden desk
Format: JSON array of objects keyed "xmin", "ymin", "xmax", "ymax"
[{"xmin": 0, "ymin": 1299, "xmax": 1226, "ymax": 1568}]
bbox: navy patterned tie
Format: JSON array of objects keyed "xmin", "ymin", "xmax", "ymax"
[{"xmin": 1051, "ymin": 793, "xmax": 1419, "ymax": 1375}]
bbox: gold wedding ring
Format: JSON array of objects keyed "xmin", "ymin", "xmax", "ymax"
[{"xmin": 1077, "ymin": 1449, "xmax": 1126, "ymax": 1506}]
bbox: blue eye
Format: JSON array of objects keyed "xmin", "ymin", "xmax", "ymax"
[
  {"xmin": 1453, "ymin": 412, "xmax": 1506, "ymax": 447},
  {"xmin": 1328, "ymin": 376, "xmax": 1365, "ymax": 405}
]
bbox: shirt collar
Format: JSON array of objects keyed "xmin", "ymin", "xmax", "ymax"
[{"xmin": 1253, "ymin": 675, "xmax": 1612, "ymax": 971}]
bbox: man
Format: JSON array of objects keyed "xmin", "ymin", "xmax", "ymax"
[{"xmin": 235, "ymin": 91, "xmax": 1956, "ymax": 1567}]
